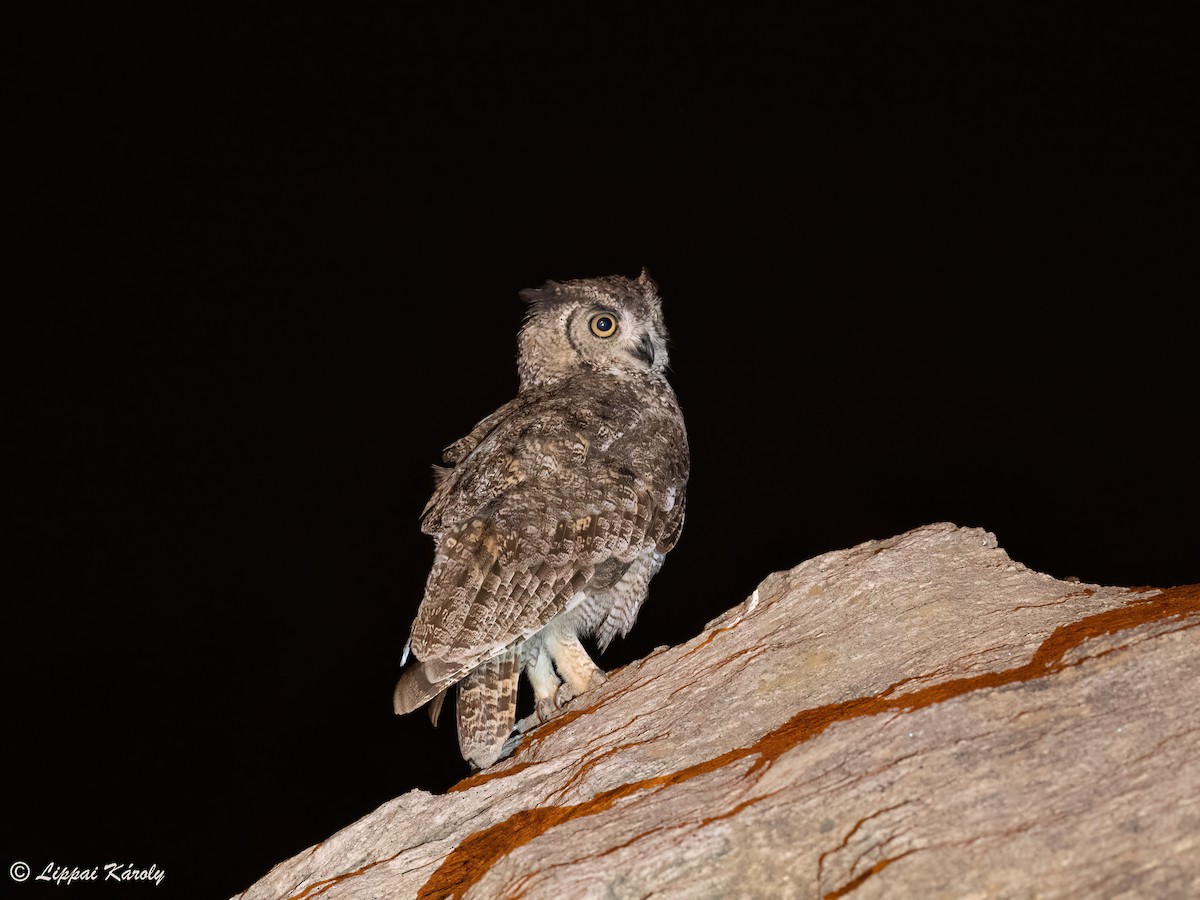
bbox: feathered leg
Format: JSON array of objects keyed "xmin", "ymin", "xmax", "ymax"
[
  {"xmin": 523, "ymin": 639, "xmax": 563, "ymax": 723},
  {"xmin": 455, "ymin": 645, "xmax": 521, "ymax": 769},
  {"xmin": 542, "ymin": 625, "xmax": 607, "ymax": 703}
]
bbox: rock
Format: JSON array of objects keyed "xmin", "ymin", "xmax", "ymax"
[{"xmin": 235, "ymin": 523, "xmax": 1200, "ymax": 899}]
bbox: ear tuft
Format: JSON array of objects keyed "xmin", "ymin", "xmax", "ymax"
[{"xmin": 519, "ymin": 281, "xmax": 562, "ymax": 311}]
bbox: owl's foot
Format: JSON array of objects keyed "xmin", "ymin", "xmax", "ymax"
[
  {"xmin": 515, "ymin": 691, "xmax": 570, "ymax": 735},
  {"xmin": 525, "ymin": 645, "xmax": 564, "ymax": 727},
  {"xmin": 515, "ymin": 667, "xmax": 608, "ymax": 736},
  {"xmin": 555, "ymin": 668, "xmax": 607, "ymax": 707},
  {"xmin": 535, "ymin": 696, "xmax": 558, "ymax": 723},
  {"xmin": 547, "ymin": 631, "xmax": 609, "ymax": 699},
  {"xmin": 513, "ymin": 698, "xmax": 557, "ymax": 736}
]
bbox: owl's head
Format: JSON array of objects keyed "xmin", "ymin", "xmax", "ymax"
[{"xmin": 516, "ymin": 269, "xmax": 671, "ymax": 389}]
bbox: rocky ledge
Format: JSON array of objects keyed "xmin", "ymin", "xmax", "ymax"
[{"xmin": 237, "ymin": 523, "xmax": 1199, "ymax": 899}]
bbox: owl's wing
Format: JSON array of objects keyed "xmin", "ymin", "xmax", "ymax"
[
  {"xmin": 395, "ymin": 397, "xmax": 686, "ymax": 714},
  {"xmin": 420, "ymin": 396, "xmax": 529, "ymax": 535},
  {"xmin": 439, "ymin": 397, "xmax": 524, "ymax": 466}
]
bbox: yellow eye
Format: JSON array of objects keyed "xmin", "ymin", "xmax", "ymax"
[{"xmin": 589, "ymin": 312, "xmax": 618, "ymax": 338}]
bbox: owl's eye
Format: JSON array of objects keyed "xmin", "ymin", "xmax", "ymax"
[{"xmin": 589, "ymin": 313, "xmax": 618, "ymax": 338}]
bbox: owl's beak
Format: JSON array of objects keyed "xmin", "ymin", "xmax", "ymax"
[{"xmin": 632, "ymin": 332, "xmax": 656, "ymax": 365}]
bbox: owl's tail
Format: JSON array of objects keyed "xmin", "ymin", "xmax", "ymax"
[
  {"xmin": 393, "ymin": 657, "xmax": 460, "ymax": 718},
  {"xmin": 455, "ymin": 645, "xmax": 521, "ymax": 770}
]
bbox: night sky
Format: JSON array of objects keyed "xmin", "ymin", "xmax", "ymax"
[{"xmin": 11, "ymin": 8, "xmax": 1195, "ymax": 899}]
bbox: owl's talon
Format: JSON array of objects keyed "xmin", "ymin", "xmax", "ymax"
[
  {"xmin": 535, "ymin": 697, "xmax": 557, "ymax": 722},
  {"xmin": 556, "ymin": 682, "xmax": 577, "ymax": 707},
  {"xmin": 555, "ymin": 672, "xmax": 606, "ymax": 707}
]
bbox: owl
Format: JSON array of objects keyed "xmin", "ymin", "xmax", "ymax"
[{"xmin": 393, "ymin": 270, "xmax": 689, "ymax": 769}]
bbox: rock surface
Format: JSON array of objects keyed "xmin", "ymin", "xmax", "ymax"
[{"xmin": 237, "ymin": 523, "xmax": 1200, "ymax": 899}]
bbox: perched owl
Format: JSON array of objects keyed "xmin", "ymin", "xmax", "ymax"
[{"xmin": 393, "ymin": 270, "xmax": 689, "ymax": 769}]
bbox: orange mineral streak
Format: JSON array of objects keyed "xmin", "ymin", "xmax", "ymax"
[
  {"xmin": 448, "ymin": 760, "xmax": 535, "ymax": 793},
  {"xmin": 418, "ymin": 584, "xmax": 1197, "ymax": 899},
  {"xmin": 822, "ymin": 850, "xmax": 919, "ymax": 899},
  {"xmin": 283, "ymin": 855, "xmax": 399, "ymax": 900},
  {"xmin": 815, "ymin": 801, "xmax": 912, "ymax": 888}
]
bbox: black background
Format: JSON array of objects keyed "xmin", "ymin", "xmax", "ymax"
[{"xmin": 9, "ymin": 7, "xmax": 1195, "ymax": 899}]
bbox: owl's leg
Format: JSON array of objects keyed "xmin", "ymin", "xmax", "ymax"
[
  {"xmin": 543, "ymin": 628, "xmax": 607, "ymax": 706},
  {"xmin": 524, "ymin": 642, "xmax": 563, "ymax": 724}
]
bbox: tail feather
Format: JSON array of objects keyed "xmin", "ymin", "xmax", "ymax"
[
  {"xmin": 456, "ymin": 646, "xmax": 521, "ymax": 769},
  {"xmin": 427, "ymin": 689, "xmax": 448, "ymax": 726},
  {"xmin": 393, "ymin": 657, "xmax": 461, "ymax": 715}
]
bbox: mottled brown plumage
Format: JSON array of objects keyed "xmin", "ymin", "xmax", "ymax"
[{"xmin": 393, "ymin": 271, "xmax": 689, "ymax": 768}]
